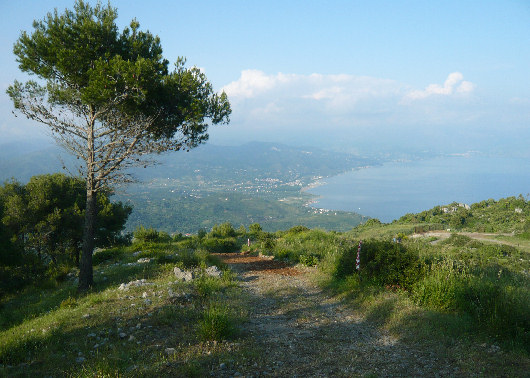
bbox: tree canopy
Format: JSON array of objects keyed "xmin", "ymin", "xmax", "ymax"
[
  {"xmin": 0, "ymin": 174, "xmax": 131, "ymax": 297},
  {"xmin": 7, "ymin": 0, "xmax": 230, "ymax": 290}
]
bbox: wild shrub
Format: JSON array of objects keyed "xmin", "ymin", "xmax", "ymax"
[
  {"xmin": 197, "ymin": 304, "xmax": 238, "ymax": 341},
  {"xmin": 209, "ymin": 223, "xmax": 236, "ymax": 238},
  {"xmin": 200, "ymin": 237, "xmax": 237, "ymax": 253},
  {"xmin": 412, "ymin": 260, "xmax": 468, "ymax": 311},
  {"xmin": 248, "ymin": 223, "xmax": 262, "ymax": 236},
  {"xmin": 259, "ymin": 232, "xmax": 276, "ymax": 254},
  {"xmin": 93, "ymin": 247, "xmax": 124, "ymax": 265},
  {"xmin": 59, "ymin": 296, "xmax": 77, "ymax": 309},
  {"xmin": 441, "ymin": 233, "xmax": 472, "ymax": 247},
  {"xmin": 47, "ymin": 264, "xmax": 73, "ymax": 282},
  {"xmin": 133, "ymin": 226, "xmax": 161, "ymax": 243},
  {"xmin": 287, "ymin": 225, "xmax": 310, "ymax": 234},
  {"xmin": 361, "ymin": 240, "xmax": 424, "ymax": 290},
  {"xmin": 412, "ymin": 259, "xmax": 530, "ymax": 350},
  {"xmin": 274, "ymin": 248, "xmax": 295, "ymax": 260},
  {"xmin": 299, "ymin": 254, "xmax": 319, "ymax": 267},
  {"xmin": 333, "ymin": 240, "xmax": 424, "ymax": 290}
]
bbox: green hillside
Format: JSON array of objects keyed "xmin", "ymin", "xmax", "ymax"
[
  {"xmin": 394, "ymin": 195, "xmax": 530, "ymax": 234},
  {"xmin": 1, "ymin": 198, "xmax": 529, "ymax": 376}
]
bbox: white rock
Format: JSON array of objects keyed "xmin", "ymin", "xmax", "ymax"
[
  {"xmin": 75, "ymin": 357, "xmax": 85, "ymax": 363},
  {"xmin": 119, "ymin": 332, "xmax": 127, "ymax": 339},
  {"xmin": 137, "ymin": 258, "xmax": 151, "ymax": 263},
  {"xmin": 205, "ymin": 266, "xmax": 223, "ymax": 278},
  {"xmin": 165, "ymin": 347, "xmax": 177, "ymax": 355},
  {"xmin": 174, "ymin": 267, "xmax": 194, "ymax": 281}
]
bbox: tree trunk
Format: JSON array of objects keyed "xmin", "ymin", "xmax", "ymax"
[
  {"xmin": 79, "ymin": 188, "xmax": 96, "ymax": 291},
  {"xmin": 79, "ymin": 114, "xmax": 96, "ymax": 291}
]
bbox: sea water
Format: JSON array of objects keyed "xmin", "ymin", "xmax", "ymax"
[{"xmin": 307, "ymin": 155, "xmax": 530, "ymax": 222}]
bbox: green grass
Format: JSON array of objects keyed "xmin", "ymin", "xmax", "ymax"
[
  {"xmin": 266, "ymin": 226, "xmax": 530, "ymax": 354},
  {"xmin": 1, "ymin": 215, "xmax": 529, "ymax": 375},
  {"xmin": 0, "ymin": 241, "xmax": 246, "ymax": 376}
]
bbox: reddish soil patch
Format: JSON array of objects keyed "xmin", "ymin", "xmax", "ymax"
[{"xmin": 213, "ymin": 253, "xmax": 302, "ymax": 276}]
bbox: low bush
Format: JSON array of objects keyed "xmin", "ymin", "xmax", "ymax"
[
  {"xmin": 134, "ymin": 226, "xmax": 164, "ymax": 243},
  {"xmin": 93, "ymin": 247, "xmax": 124, "ymax": 265},
  {"xmin": 209, "ymin": 223, "xmax": 236, "ymax": 238},
  {"xmin": 333, "ymin": 240, "xmax": 424, "ymax": 291},
  {"xmin": 197, "ymin": 304, "xmax": 238, "ymax": 341},
  {"xmin": 200, "ymin": 237, "xmax": 238, "ymax": 253},
  {"xmin": 412, "ymin": 260, "xmax": 530, "ymax": 350},
  {"xmin": 287, "ymin": 225, "xmax": 310, "ymax": 234},
  {"xmin": 299, "ymin": 254, "xmax": 319, "ymax": 267},
  {"xmin": 258, "ymin": 232, "xmax": 276, "ymax": 254}
]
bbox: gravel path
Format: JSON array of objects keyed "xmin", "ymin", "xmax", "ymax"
[{"xmin": 213, "ymin": 253, "xmax": 461, "ymax": 377}]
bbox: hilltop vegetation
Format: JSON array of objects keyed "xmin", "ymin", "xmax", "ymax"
[
  {"xmin": 395, "ymin": 195, "xmax": 530, "ymax": 234},
  {"xmin": 1, "ymin": 206, "xmax": 529, "ymax": 375}
]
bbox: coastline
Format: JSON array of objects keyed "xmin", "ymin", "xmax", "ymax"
[{"xmin": 300, "ymin": 155, "xmax": 530, "ymax": 223}]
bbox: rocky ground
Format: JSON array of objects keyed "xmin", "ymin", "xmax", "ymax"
[{"xmin": 211, "ymin": 253, "xmax": 462, "ymax": 377}]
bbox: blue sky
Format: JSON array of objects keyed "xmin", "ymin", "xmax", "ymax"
[{"xmin": 1, "ymin": 0, "xmax": 529, "ymax": 155}]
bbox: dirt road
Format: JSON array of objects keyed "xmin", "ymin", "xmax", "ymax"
[{"xmin": 212, "ymin": 253, "xmax": 461, "ymax": 377}]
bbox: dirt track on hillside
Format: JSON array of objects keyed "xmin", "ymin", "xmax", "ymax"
[
  {"xmin": 411, "ymin": 231, "xmax": 519, "ymax": 247},
  {"xmin": 211, "ymin": 253, "xmax": 462, "ymax": 377}
]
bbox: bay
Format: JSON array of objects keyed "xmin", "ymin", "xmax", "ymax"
[{"xmin": 307, "ymin": 155, "xmax": 530, "ymax": 223}]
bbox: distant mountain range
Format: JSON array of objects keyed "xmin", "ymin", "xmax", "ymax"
[
  {"xmin": 0, "ymin": 140, "xmax": 374, "ymax": 233},
  {"xmin": 0, "ymin": 140, "xmax": 375, "ymax": 184}
]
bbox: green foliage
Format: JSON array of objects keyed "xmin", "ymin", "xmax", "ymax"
[
  {"xmin": 209, "ymin": 222, "xmax": 236, "ymax": 238},
  {"xmin": 197, "ymin": 304, "xmax": 238, "ymax": 341},
  {"xmin": 299, "ymin": 254, "xmax": 319, "ymax": 266},
  {"xmin": 363, "ymin": 218, "xmax": 382, "ymax": 227},
  {"xmin": 334, "ymin": 240, "xmax": 424, "ymax": 290},
  {"xmin": 397, "ymin": 195, "xmax": 529, "ymax": 233},
  {"xmin": 332, "ymin": 245, "xmax": 359, "ymax": 280},
  {"xmin": 197, "ymin": 228, "xmax": 207, "ymax": 239},
  {"xmin": 258, "ymin": 232, "xmax": 276, "ymax": 253},
  {"xmin": 237, "ymin": 225, "xmax": 247, "ymax": 236},
  {"xmin": 133, "ymin": 226, "xmax": 172, "ymax": 243},
  {"xmin": 133, "ymin": 226, "xmax": 161, "ymax": 243},
  {"xmin": 287, "ymin": 225, "xmax": 310, "ymax": 234},
  {"xmin": 92, "ymin": 247, "xmax": 124, "ymax": 265},
  {"xmin": 200, "ymin": 237, "xmax": 238, "ymax": 253},
  {"xmin": 59, "ymin": 296, "xmax": 78, "ymax": 309},
  {"xmin": 412, "ymin": 260, "xmax": 530, "ymax": 349},
  {"xmin": 0, "ymin": 174, "xmax": 130, "ymax": 296},
  {"xmin": 248, "ymin": 223, "xmax": 263, "ymax": 236}
]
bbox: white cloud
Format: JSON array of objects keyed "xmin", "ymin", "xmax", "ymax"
[
  {"xmin": 222, "ymin": 69, "xmax": 282, "ymax": 98},
  {"xmin": 405, "ymin": 72, "xmax": 475, "ymax": 100},
  {"xmin": 213, "ymin": 69, "xmax": 485, "ymax": 148},
  {"xmin": 223, "ymin": 70, "xmax": 403, "ymax": 113}
]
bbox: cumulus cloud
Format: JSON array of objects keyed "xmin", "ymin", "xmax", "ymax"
[
  {"xmin": 222, "ymin": 70, "xmax": 403, "ymax": 113},
  {"xmin": 405, "ymin": 72, "xmax": 475, "ymax": 100},
  {"xmin": 222, "ymin": 70, "xmax": 298, "ymax": 98},
  {"xmin": 214, "ymin": 69, "xmax": 483, "ymax": 147}
]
